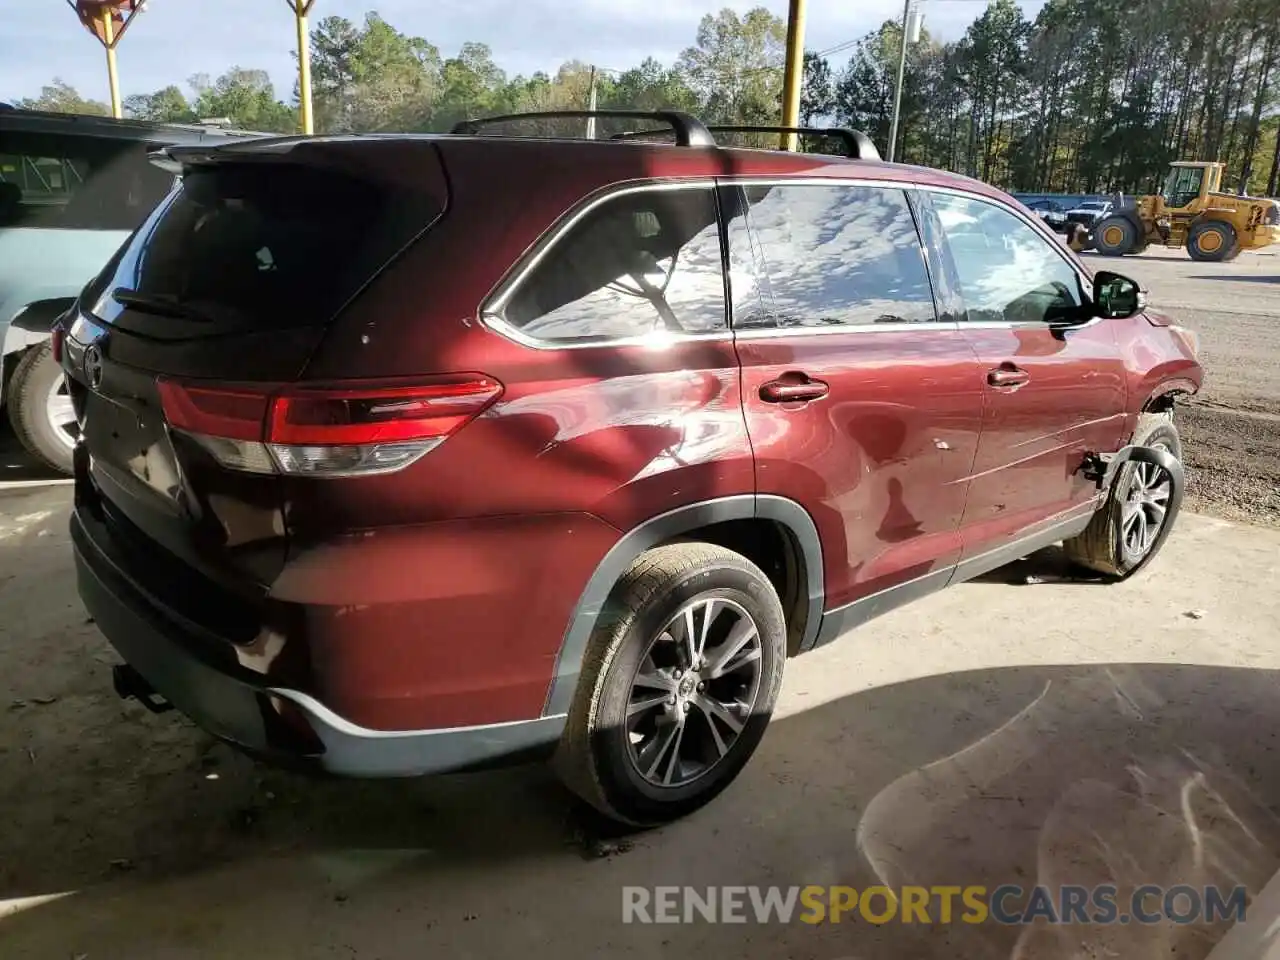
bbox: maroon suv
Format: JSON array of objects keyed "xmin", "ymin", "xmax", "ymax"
[{"xmin": 62, "ymin": 112, "xmax": 1202, "ymax": 825}]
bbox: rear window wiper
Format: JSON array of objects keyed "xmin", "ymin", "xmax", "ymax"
[{"xmin": 111, "ymin": 288, "xmax": 216, "ymax": 324}]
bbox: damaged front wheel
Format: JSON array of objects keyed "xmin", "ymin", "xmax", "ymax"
[{"xmin": 1064, "ymin": 413, "xmax": 1184, "ymax": 580}]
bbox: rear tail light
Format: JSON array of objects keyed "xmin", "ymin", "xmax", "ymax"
[{"xmin": 157, "ymin": 376, "xmax": 502, "ymax": 477}]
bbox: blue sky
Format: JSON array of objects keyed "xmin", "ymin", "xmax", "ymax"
[{"xmin": 1, "ymin": 0, "xmax": 1045, "ymax": 105}]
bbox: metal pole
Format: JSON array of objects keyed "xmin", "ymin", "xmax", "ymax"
[
  {"xmin": 292, "ymin": 0, "xmax": 315, "ymax": 134},
  {"xmin": 586, "ymin": 66, "xmax": 597, "ymax": 140},
  {"xmin": 780, "ymin": 0, "xmax": 806, "ymax": 151},
  {"xmin": 887, "ymin": 0, "xmax": 911, "ymax": 163},
  {"xmin": 101, "ymin": 7, "xmax": 122, "ymax": 118}
]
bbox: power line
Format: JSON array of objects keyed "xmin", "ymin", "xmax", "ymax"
[{"xmin": 816, "ymin": 37, "xmax": 861, "ymax": 58}]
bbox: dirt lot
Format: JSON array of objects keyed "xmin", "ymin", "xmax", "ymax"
[
  {"xmin": 0, "ymin": 255, "xmax": 1278, "ymax": 958},
  {"xmin": 1100, "ymin": 248, "xmax": 1280, "ymax": 526}
]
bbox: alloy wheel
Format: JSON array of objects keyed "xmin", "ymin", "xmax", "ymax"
[
  {"xmin": 45, "ymin": 377, "xmax": 78, "ymax": 453},
  {"xmin": 625, "ymin": 596, "xmax": 763, "ymax": 789},
  {"xmin": 1120, "ymin": 443, "xmax": 1174, "ymax": 562}
]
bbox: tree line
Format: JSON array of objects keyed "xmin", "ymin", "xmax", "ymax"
[
  {"xmin": 14, "ymin": 1, "xmax": 1280, "ymax": 196},
  {"xmin": 816, "ymin": 0, "xmax": 1280, "ymax": 196}
]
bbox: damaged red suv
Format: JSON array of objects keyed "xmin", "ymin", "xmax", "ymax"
[{"xmin": 63, "ymin": 111, "xmax": 1202, "ymax": 825}]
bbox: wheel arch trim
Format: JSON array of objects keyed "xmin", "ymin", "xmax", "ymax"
[
  {"xmin": 540, "ymin": 494, "xmax": 825, "ymax": 718},
  {"xmin": 1098, "ymin": 444, "xmax": 1186, "ymax": 499},
  {"xmin": 3, "ymin": 296, "xmax": 77, "ymax": 357},
  {"xmin": 1141, "ymin": 378, "xmax": 1198, "ymax": 412}
]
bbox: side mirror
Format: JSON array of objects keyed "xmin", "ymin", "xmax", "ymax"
[{"xmin": 1093, "ymin": 271, "xmax": 1146, "ymax": 319}]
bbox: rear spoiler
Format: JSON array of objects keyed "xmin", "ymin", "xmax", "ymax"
[{"xmin": 149, "ymin": 137, "xmax": 311, "ymax": 173}]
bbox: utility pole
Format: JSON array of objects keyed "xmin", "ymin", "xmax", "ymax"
[
  {"xmin": 887, "ymin": 0, "xmax": 923, "ymax": 163},
  {"xmin": 780, "ymin": 0, "xmax": 806, "ymax": 151},
  {"xmin": 285, "ymin": 0, "xmax": 318, "ymax": 134},
  {"xmin": 68, "ymin": 1, "xmax": 146, "ymax": 119},
  {"xmin": 586, "ymin": 66, "xmax": 598, "ymax": 140},
  {"xmin": 101, "ymin": 8, "xmax": 121, "ymax": 118}
]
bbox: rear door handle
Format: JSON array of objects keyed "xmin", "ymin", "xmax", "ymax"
[
  {"xmin": 987, "ymin": 365, "xmax": 1030, "ymax": 388},
  {"xmin": 760, "ymin": 376, "xmax": 830, "ymax": 404}
]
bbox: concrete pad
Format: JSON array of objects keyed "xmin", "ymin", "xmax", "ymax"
[{"xmin": 1, "ymin": 490, "xmax": 1278, "ymax": 959}]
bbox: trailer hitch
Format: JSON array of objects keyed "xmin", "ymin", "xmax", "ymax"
[{"xmin": 112, "ymin": 664, "xmax": 174, "ymax": 714}]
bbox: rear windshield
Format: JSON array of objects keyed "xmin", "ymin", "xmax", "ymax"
[{"xmin": 85, "ymin": 160, "xmax": 442, "ymax": 330}]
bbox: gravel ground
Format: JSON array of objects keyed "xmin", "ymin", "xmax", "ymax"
[{"xmin": 1088, "ymin": 248, "xmax": 1280, "ymax": 527}]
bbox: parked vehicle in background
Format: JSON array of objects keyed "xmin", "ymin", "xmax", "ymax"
[
  {"xmin": 1065, "ymin": 198, "xmax": 1113, "ymax": 231},
  {"xmin": 64, "ymin": 110, "xmax": 1201, "ymax": 826},
  {"xmin": 1089, "ymin": 161, "xmax": 1280, "ymax": 261},
  {"xmin": 1026, "ymin": 198, "xmax": 1070, "ymax": 232},
  {"xmin": 0, "ymin": 106, "xmax": 263, "ymax": 472}
]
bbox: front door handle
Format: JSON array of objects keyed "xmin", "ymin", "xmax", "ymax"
[
  {"xmin": 987, "ymin": 365, "xmax": 1030, "ymax": 388},
  {"xmin": 760, "ymin": 375, "xmax": 830, "ymax": 404}
]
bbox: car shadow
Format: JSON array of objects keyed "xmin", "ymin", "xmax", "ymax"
[
  {"xmin": 970, "ymin": 543, "xmax": 1109, "ymax": 586},
  {"xmin": 1186, "ymin": 275, "xmax": 1280, "ymax": 283},
  {"xmin": 3, "ymin": 653, "xmax": 1278, "ymax": 959},
  {"xmin": 1079, "ymin": 250, "xmax": 1188, "ymax": 264},
  {"xmin": 0, "ymin": 427, "xmax": 68, "ymax": 485}
]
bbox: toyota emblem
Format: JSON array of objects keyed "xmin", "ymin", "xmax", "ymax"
[{"xmin": 83, "ymin": 344, "xmax": 104, "ymax": 390}]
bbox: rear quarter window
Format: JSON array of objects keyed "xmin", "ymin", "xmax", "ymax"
[{"xmin": 499, "ymin": 186, "xmax": 727, "ymax": 344}]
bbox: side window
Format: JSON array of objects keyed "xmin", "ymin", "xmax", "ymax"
[
  {"xmin": 501, "ymin": 187, "xmax": 726, "ymax": 344},
  {"xmin": 930, "ymin": 193, "xmax": 1084, "ymax": 325},
  {"xmin": 0, "ymin": 132, "xmax": 174, "ymax": 231},
  {"xmin": 724, "ymin": 183, "xmax": 937, "ymax": 329}
]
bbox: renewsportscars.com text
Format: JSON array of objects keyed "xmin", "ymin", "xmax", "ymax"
[{"xmin": 621, "ymin": 884, "xmax": 1248, "ymax": 925}]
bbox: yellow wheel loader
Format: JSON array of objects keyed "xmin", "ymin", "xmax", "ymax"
[{"xmin": 1072, "ymin": 161, "xmax": 1280, "ymax": 262}]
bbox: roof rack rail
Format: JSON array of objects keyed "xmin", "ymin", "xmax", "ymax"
[
  {"xmin": 450, "ymin": 110, "xmax": 716, "ymax": 147},
  {"xmin": 609, "ymin": 123, "xmax": 881, "ymax": 160},
  {"xmin": 706, "ymin": 125, "xmax": 880, "ymax": 160}
]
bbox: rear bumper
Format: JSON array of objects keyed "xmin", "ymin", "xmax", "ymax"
[{"xmin": 72, "ymin": 506, "xmax": 565, "ymax": 777}]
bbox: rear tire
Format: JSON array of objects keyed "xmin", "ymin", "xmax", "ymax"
[
  {"xmin": 554, "ymin": 542, "xmax": 786, "ymax": 827},
  {"xmin": 6, "ymin": 341, "xmax": 75, "ymax": 475},
  {"xmin": 1063, "ymin": 414, "xmax": 1182, "ymax": 580},
  {"xmin": 1092, "ymin": 216, "xmax": 1138, "ymax": 256},
  {"xmin": 1188, "ymin": 220, "xmax": 1239, "ymax": 262}
]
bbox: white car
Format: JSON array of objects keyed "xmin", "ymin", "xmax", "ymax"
[
  {"xmin": 1065, "ymin": 199, "xmax": 1113, "ymax": 229},
  {"xmin": 0, "ymin": 107, "xmax": 263, "ymax": 473}
]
